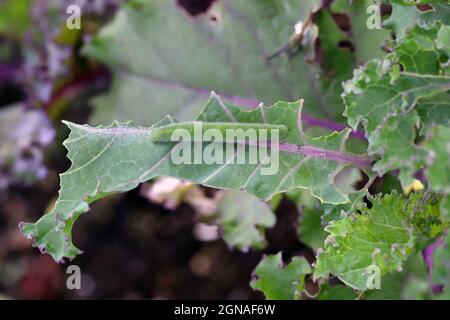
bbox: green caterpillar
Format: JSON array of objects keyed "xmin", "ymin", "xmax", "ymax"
[{"xmin": 151, "ymin": 121, "xmax": 288, "ymax": 143}]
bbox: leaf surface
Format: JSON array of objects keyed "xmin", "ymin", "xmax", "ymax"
[
  {"xmin": 251, "ymin": 252, "xmax": 312, "ymax": 300},
  {"xmin": 83, "ymin": 0, "xmax": 391, "ymax": 130},
  {"xmin": 384, "ymin": 2, "xmax": 450, "ymax": 40},
  {"xmin": 216, "ymin": 190, "xmax": 275, "ymax": 252},
  {"xmin": 343, "ymin": 21, "xmax": 450, "ymax": 185},
  {"xmin": 314, "ymin": 191, "xmax": 446, "ymax": 291},
  {"xmin": 20, "ymin": 94, "xmax": 371, "ymax": 261}
]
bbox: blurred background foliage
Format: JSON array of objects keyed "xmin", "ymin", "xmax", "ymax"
[{"xmin": 0, "ymin": 0, "xmax": 442, "ymax": 299}]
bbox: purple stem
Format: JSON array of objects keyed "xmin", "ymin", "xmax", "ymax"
[
  {"xmin": 302, "ymin": 114, "xmax": 365, "ymax": 140},
  {"xmin": 422, "ymin": 236, "xmax": 445, "ymax": 294},
  {"xmin": 415, "ymin": 168, "xmax": 426, "ymax": 184},
  {"xmin": 278, "ymin": 143, "xmax": 372, "ymax": 168},
  {"xmin": 245, "ymin": 140, "xmax": 372, "ymax": 168}
]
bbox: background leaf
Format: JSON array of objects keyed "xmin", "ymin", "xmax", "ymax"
[
  {"xmin": 215, "ymin": 190, "xmax": 275, "ymax": 252},
  {"xmin": 83, "ymin": 0, "xmax": 391, "ymax": 130},
  {"xmin": 250, "ymin": 252, "xmax": 312, "ymax": 300}
]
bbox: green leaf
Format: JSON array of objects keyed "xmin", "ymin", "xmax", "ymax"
[
  {"xmin": 400, "ymin": 278, "xmax": 431, "ymax": 299},
  {"xmin": 331, "ymin": 0, "xmax": 391, "ymax": 62},
  {"xmin": 424, "ymin": 125, "xmax": 450, "ymax": 194},
  {"xmin": 316, "ymin": 284, "xmax": 357, "ymax": 300},
  {"xmin": 431, "ymin": 233, "xmax": 450, "ymax": 298},
  {"xmin": 311, "ymin": 8, "xmax": 355, "ymax": 114},
  {"xmin": 314, "ymin": 191, "xmax": 446, "ymax": 291},
  {"xmin": 417, "ymin": 94, "xmax": 450, "ymax": 134},
  {"xmin": 287, "ymin": 188, "xmax": 330, "ymax": 251},
  {"xmin": 321, "ymin": 188, "xmax": 368, "ymax": 225},
  {"xmin": 394, "ymin": 23, "xmax": 445, "ymax": 74},
  {"xmin": 423, "ymin": 125, "xmax": 450, "ymax": 223},
  {"xmin": 0, "ymin": 0, "xmax": 31, "ymax": 36},
  {"xmin": 343, "ymin": 59, "xmax": 450, "ymax": 136},
  {"xmin": 297, "ymin": 207, "xmax": 327, "ymax": 252},
  {"xmin": 321, "ymin": 170, "xmax": 374, "ymax": 225},
  {"xmin": 369, "ymin": 113, "xmax": 428, "ymax": 186},
  {"xmin": 436, "ymin": 24, "xmax": 450, "ymax": 56},
  {"xmin": 285, "ymin": 188, "xmax": 317, "ymax": 208},
  {"xmin": 250, "ymin": 252, "xmax": 312, "ymax": 300},
  {"xmin": 343, "ymin": 61, "xmax": 450, "ymax": 136},
  {"xmin": 215, "ymin": 190, "xmax": 275, "ymax": 252},
  {"xmin": 343, "ymin": 21, "xmax": 450, "ymax": 185},
  {"xmin": 384, "ymin": 2, "xmax": 450, "ymax": 40},
  {"xmin": 82, "ymin": 0, "xmax": 365, "ymax": 127},
  {"xmin": 365, "ymin": 252, "xmax": 429, "ymax": 299},
  {"xmin": 440, "ymin": 194, "xmax": 450, "ymax": 218},
  {"xmin": 83, "ymin": 0, "xmax": 320, "ymax": 123},
  {"xmin": 19, "ymin": 94, "xmax": 372, "ymax": 262}
]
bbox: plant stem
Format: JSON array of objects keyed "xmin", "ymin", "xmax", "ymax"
[
  {"xmin": 277, "ymin": 143, "xmax": 372, "ymax": 168},
  {"xmin": 301, "ymin": 114, "xmax": 365, "ymax": 140}
]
